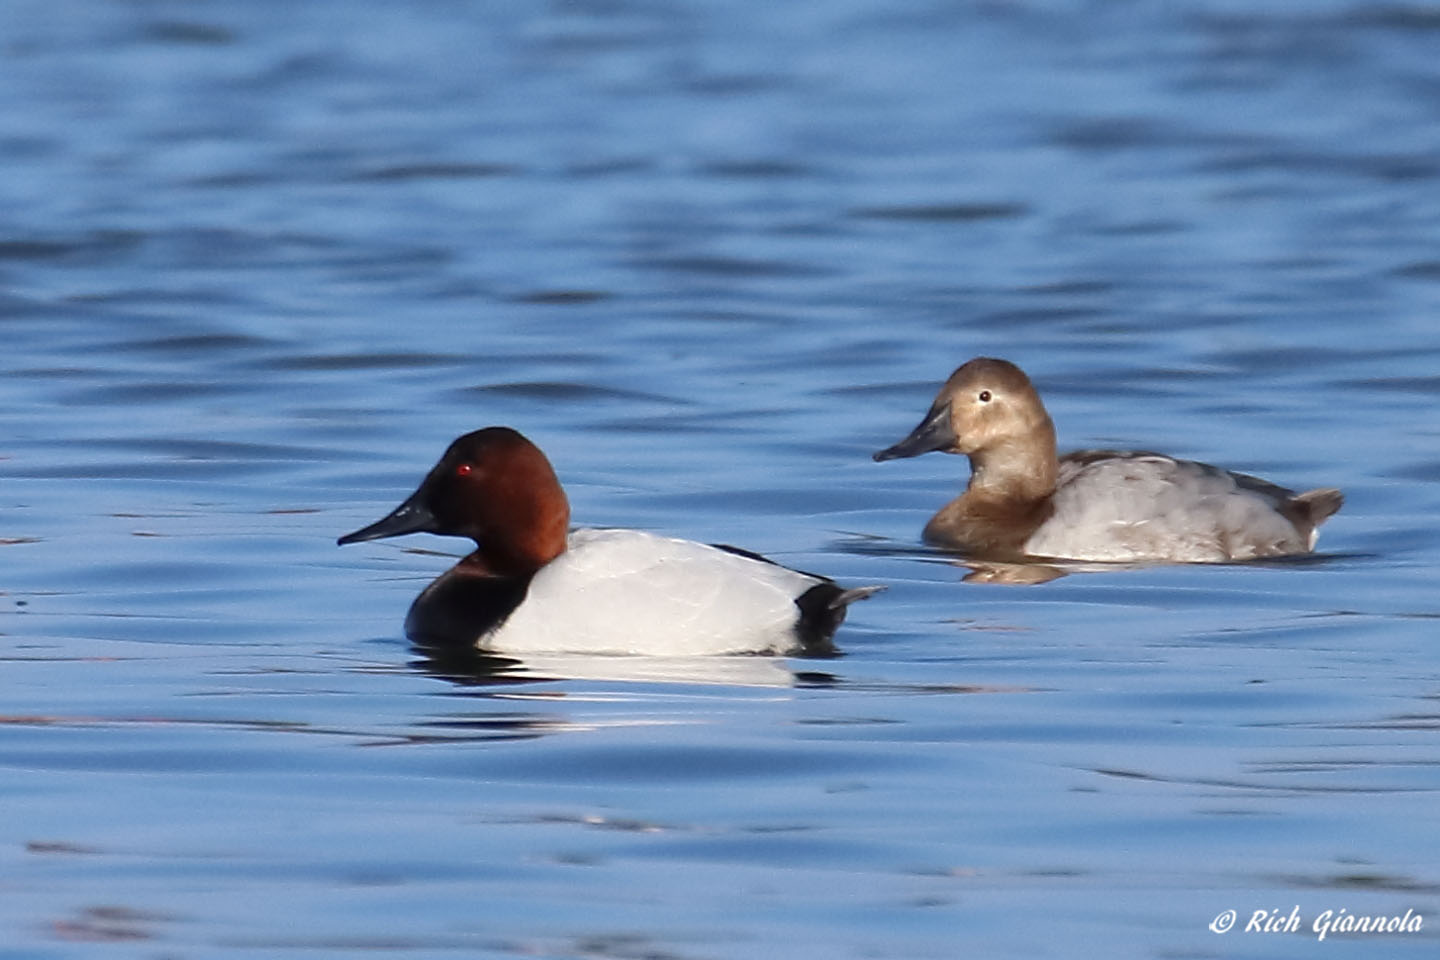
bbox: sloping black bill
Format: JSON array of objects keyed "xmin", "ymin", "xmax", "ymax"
[
  {"xmin": 872, "ymin": 401, "xmax": 956, "ymax": 461},
  {"xmin": 337, "ymin": 492, "xmax": 437, "ymax": 545}
]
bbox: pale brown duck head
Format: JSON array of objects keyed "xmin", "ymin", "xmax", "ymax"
[{"xmin": 874, "ymin": 357, "xmax": 1058, "ymax": 499}]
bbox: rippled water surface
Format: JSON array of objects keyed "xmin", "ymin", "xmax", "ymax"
[{"xmin": 3, "ymin": 2, "xmax": 1439, "ymax": 957}]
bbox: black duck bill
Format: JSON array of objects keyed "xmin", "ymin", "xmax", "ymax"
[{"xmin": 873, "ymin": 400, "xmax": 956, "ymax": 461}]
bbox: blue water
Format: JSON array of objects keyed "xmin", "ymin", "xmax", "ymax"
[{"xmin": 3, "ymin": 1, "xmax": 1439, "ymax": 957}]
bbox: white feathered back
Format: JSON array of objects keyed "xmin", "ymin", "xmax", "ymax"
[{"xmin": 486, "ymin": 529, "xmax": 824, "ymax": 655}]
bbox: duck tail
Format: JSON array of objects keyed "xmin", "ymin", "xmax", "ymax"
[
  {"xmin": 829, "ymin": 584, "xmax": 886, "ymax": 610},
  {"xmin": 1295, "ymin": 487, "xmax": 1344, "ymax": 527},
  {"xmin": 793, "ymin": 583, "xmax": 885, "ymax": 655}
]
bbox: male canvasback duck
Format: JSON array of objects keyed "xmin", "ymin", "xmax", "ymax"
[
  {"xmin": 874, "ymin": 358, "xmax": 1343, "ymax": 563},
  {"xmin": 339, "ymin": 427, "xmax": 880, "ymax": 655}
]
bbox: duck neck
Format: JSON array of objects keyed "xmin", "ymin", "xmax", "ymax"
[
  {"xmin": 966, "ymin": 422, "xmax": 1058, "ymax": 505},
  {"xmin": 467, "ymin": 497, "xmax": 571, "ymax": 579}
]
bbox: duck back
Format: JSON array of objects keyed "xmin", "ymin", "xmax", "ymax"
[
  {"xmin": 1023, "ymin": 451, "xmax": 1337, "ymax": 562},
  {"xmin": 482, "ymin": 529, "xmax": 857, "ymax": 656}
]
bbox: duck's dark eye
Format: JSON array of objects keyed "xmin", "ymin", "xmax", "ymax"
[
  {"xmin": 455, "ymin": 463, "xmax": 473, "ymax": 477},
  {"xmin": 978, "ymin": 390, "xmax": 992, "ymax": 403}
]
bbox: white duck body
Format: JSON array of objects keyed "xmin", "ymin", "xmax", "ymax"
[{"xmin": 485, "ymin": 529, "xmax": 865, "ymax": 656}]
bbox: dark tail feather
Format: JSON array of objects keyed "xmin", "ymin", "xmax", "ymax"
[
  {"xmin": 1286, "ymin": 487, "xmax": 1343, "ymax": 550},
  {"xmin": 793, "ymin": 583, "xmax": 885, "ymax": 655},
  {"xmin": 830, "ymin": 585, "xmax": 886, "ymax": 609},
  {"xmin": 1295, "ymin": 487, "xmax": 1343, "ymax": 528}
]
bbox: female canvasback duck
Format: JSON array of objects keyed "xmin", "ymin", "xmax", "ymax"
[
  {"xmin": 874, "ymin": 358, "xmax": 1343, "ymax": 563},
  {"xmin": 339, "ymin": 427, "xmax": 879, "ymax": 656}
]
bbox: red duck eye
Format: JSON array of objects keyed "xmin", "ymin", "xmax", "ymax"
[
  {"xmin": 455, "ymin": 463, "xmax": 473, "ymax": 477},
  {"xmin": 978, "ymin": 390, "xmax": 992, "ymax": 402}
]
